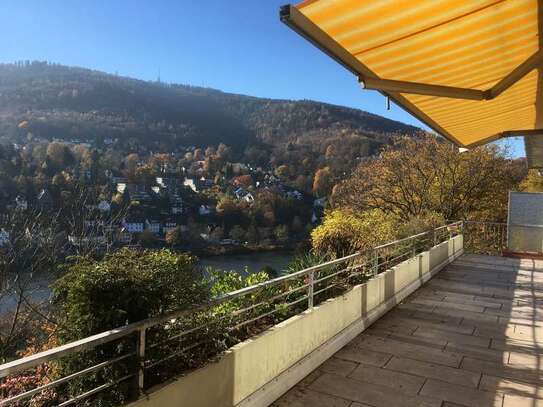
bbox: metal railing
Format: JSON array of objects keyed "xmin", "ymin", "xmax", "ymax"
[
  {"xmin": 0, "ymin": 222, "xmax": 461, "ymax": 406},
  {"xmin": 462, "ymin": 220, "xmax": 543, "ymax": 255},
  {"xmin": 462, "ymin": 220, "xmax": 507, "ymax": 256}
]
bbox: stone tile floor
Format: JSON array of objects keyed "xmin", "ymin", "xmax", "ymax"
[{"xmin": 273, "ymin": 254, "xmax": 543, "ymax": 407}]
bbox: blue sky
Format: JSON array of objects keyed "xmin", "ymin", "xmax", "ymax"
[{"xmin": 0, "ymin": 0, "xmax": 525, "ymax": 157}]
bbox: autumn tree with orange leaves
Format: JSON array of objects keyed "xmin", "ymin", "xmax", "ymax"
[{"xmin": 332, "ymin": 135, "xmax": 526, "ymax": 222}]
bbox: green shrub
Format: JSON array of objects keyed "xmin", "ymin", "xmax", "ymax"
[
  {"xmin": 52, "ymin": 248, "xmax": 210, "ymax": 406},
  {"xmin": 54, "ymin": 248, "xmax": 208, "ymax": 340}
]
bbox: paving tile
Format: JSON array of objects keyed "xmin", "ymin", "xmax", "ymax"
[
  {"xmin": 413, "ymin": 327, "xmax": 491, "ymax": 348},
  {"xmin": 410, "ymin": 298, "xmax": 486, "ymax": 313},
  {"xmin": 508, "ymin": 351, "xmax": 543, "ymax": 369},
  {"xmin": 354, "ymin": 333, "xmax": 462, "ymax": 367},
  {"xmin": 445, "ymin": 341, "xmax": 508, "ymax": 363},
  {"xmin": 272, "ymin": 387, "xmax": 351, "ymax": 407},
  {"xmin": 309, "ymin": 373, "xmax": 442, "ymax": 407},
  {"xmin": 367, "ymin": 329, "xmax": 448, "ymax": 349},
  {"xmin": 474, "ymin": 295, "xmax": 509, "ymax": 305},
  {"xmin": 433, "ymin": 307, "xmax": 500, "ymax": 324},
  {"xmin": 420, "ymin": 378, "xmax": 503, "ymax": 407},
  {"xmin": 480, "ymin": 374, "xmax": 543, "ymax": 400},
  {"xmin": 385, "ymin": 356, "xmax": 481, "ymax": 388},
  {"xmin": 297, "ymin": 369, "xmax": 323, "ymax": 387},
  {"xmin": 348, "ymin": 363, "xmax": 425, "ymax": 394},
  {"xmin": 411, "ymin": 309, "xmax": 463, "ymax": 325},
  {"xmin": 461, "ymin": 356, "xmax": 543, "ymax": 384},
  {"xmin": 319, "ymin": 357, "xmax": 358, "ymax": 376},
  {"xmin": 491, "ymin": 337, "xmax": 543, "ymax": 353},
  {"xmin": 474, "ymin": 325, "xmax": 516, "ymax": 339},
  {"xmin": 503, "ymin": 394, "xmax": 543, "ymax": 407},
  {"xmin": 334, "ymin": 344, "xmax": 392, "ymax": 367},
  {"xmin": 378, "ymin": 314, "xmax": 476, "ymax": 335}
]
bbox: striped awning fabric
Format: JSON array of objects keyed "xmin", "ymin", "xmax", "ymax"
[{"xmin": 281, "ymin": 0, "xmax": 542, "ymax": 161}]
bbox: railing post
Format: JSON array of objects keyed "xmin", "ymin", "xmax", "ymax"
[
  {"xmin": 373, "ymin": 250, "xmax": 379, "ymax": 276},
  {"xmin": 307, "ymin": 270, "xmax": 314, "ymax": 310},
  {"xmin": 136, "ymin": 327, "xmax": 146, "ymax": 395}
]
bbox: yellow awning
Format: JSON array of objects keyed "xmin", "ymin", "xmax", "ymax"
[{"xmin": 281, "ymin": 0, "xmax": 542, "ymax": 151}]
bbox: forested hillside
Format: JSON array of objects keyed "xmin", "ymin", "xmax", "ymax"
[{"xmin": 0, "ymin": 61, "xmax": 420, "ymax": 153}]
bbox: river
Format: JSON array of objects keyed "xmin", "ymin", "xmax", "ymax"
[
  {"xmin": 199, "ymin": 251, "xmax": 295, "ymax": 276},
  {"xmin": 0, "ymin": 251, "xmax": 295, "ymax": 314}
]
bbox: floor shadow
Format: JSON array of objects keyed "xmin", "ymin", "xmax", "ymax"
[{"xmin": 273, "ymin": 253, "xmax": 543, "ymax": 407}]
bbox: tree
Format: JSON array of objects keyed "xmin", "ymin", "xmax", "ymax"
[
  {"xmin": 246, "ymin": 223, "xmax": 259, "ymax": 244},
  {"xmin": 135, "ymin": 164, "xmax": 156, "ymax": 187},
  {"xmin": 274, "ymin": 225, "xmax": 289, "ymax": 242},
  {"xmin": 165, "ymin": 227, "xmax": 184, "ymax": 246},
  {"xmin": 46, "ymin": 142, "xmax": 73, "ymax": 168},
  {"xmin": 311, "ymin": 209, "xmax": 395, "ymax": 257},
  {"xmin": 520, "ymin": 169, "xmax": 543, "ymax": 192},
  {"xmin": 229, "ymin": 225, "xmax": 246, "ymax": 242},
  {"xmin": 275, "ymin": 165, "xmax": 290, "ymax": 178},
  {"xmin": 124, "ymin": 153, "xmax": 139, "ymax": 180},
  {"xmin": 325, "ymin": 144, "xmax": 336, "ymax": 160},
  {"xmin": 312, "ymin": 167, "xmax": 332, "ymax": 197},
  {"xmin": 332, "ymin": 135, "xmax": 525, "ymax": 222},
  {"xmin": 0, "ymin": 207, "xmax": 66, "ymax": 361}
]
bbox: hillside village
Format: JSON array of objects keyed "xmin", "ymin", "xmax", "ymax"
[
  {"xmin": 0, "ymin": 62, "xmax": 419, "ymax": 256},
  {"xmin": 0, "ymin": 139, "xmax": 324, "ymax": 255}
]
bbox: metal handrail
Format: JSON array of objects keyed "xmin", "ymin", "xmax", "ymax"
[{"xmin": 0, "ymin": 221, "xmax": 462, "ymax": 405}]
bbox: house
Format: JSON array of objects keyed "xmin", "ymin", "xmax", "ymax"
[
  {"xmin": 243, "ymin": 193, "xmax": 255, "ymax": 203},
  {"xmin": 117, "ymin": 183, "xmax": 151, "ymax": 202},
  {"xmin": 145, "ymin": 220, "xmax": 161, "ymax": 234},
  {"xmin": 220, "ymin": 238, "xmax": 239, "ymax": 246},
  {"xmin": 171, "ymin": 196, "xmax": 183, "ymax": 215},
  {"xmin": 234, "ymin": 187, "xmax": 246, "ymax": 200},
  {"xmin": 15, "ymin": 195, "xmax": 28, "ymax": 210},
  {"xmin": 117, "ymin": 227, "xmax": 132, "ymax": 244},
  {"xmin": 234, "ymin": 187, "xmax": 255, "ymax": 203},
  {"xmin": 163, "ymin": 220, "xmax": 177, "ymax": 234},
  {"xmin": 183, "ymin": 178, "xmax": 198, "ymax": 192},
  {"xmin": 198, "ymin": 177, "xmax": 214, "ymax": 190},
  {"xmin": 97, "ymin": 200, "xmax": 111, "ymax": 212},
  {"xmin": 0, "ymin": 229, "xmax": 9, "ymax": 247},
  {"xmin": 123, "ymin": 218, "xmax": 144, "ymax": 233},
  {"xmin": 156, "ymin": 177, "xmax": 177, "ymax": 189}
]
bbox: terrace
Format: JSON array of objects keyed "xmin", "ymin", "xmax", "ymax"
[
  {"xmin": 1, "ymin": 1, "xmax": 542, "ymax": 406},
  {"xmin": 0, "ymin": 221, "xmax": 534, "ymax": 407},
  {"xmin": 274, "ymin": 252, "xmax": 543, "ymax": 407}
]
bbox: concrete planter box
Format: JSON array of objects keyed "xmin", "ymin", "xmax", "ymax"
[{"xmin": 129, "ymin": 235, "xmax": 463, "ymax": 407}]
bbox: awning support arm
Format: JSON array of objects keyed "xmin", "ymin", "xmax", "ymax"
[
  {"xmin": 358, "ymin": 50, "xmax": 543, "ymax": 101},
  {"xmin": 489, "ymin": 50, "xmax": 543, "ymax": 99},
  {"xmin": 466, "ymin": 129, "xmax": 543, "ymax": 148},
  {"xmin": 360, "ymin": 77, "xmax": 486, "ymax": 101}
]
